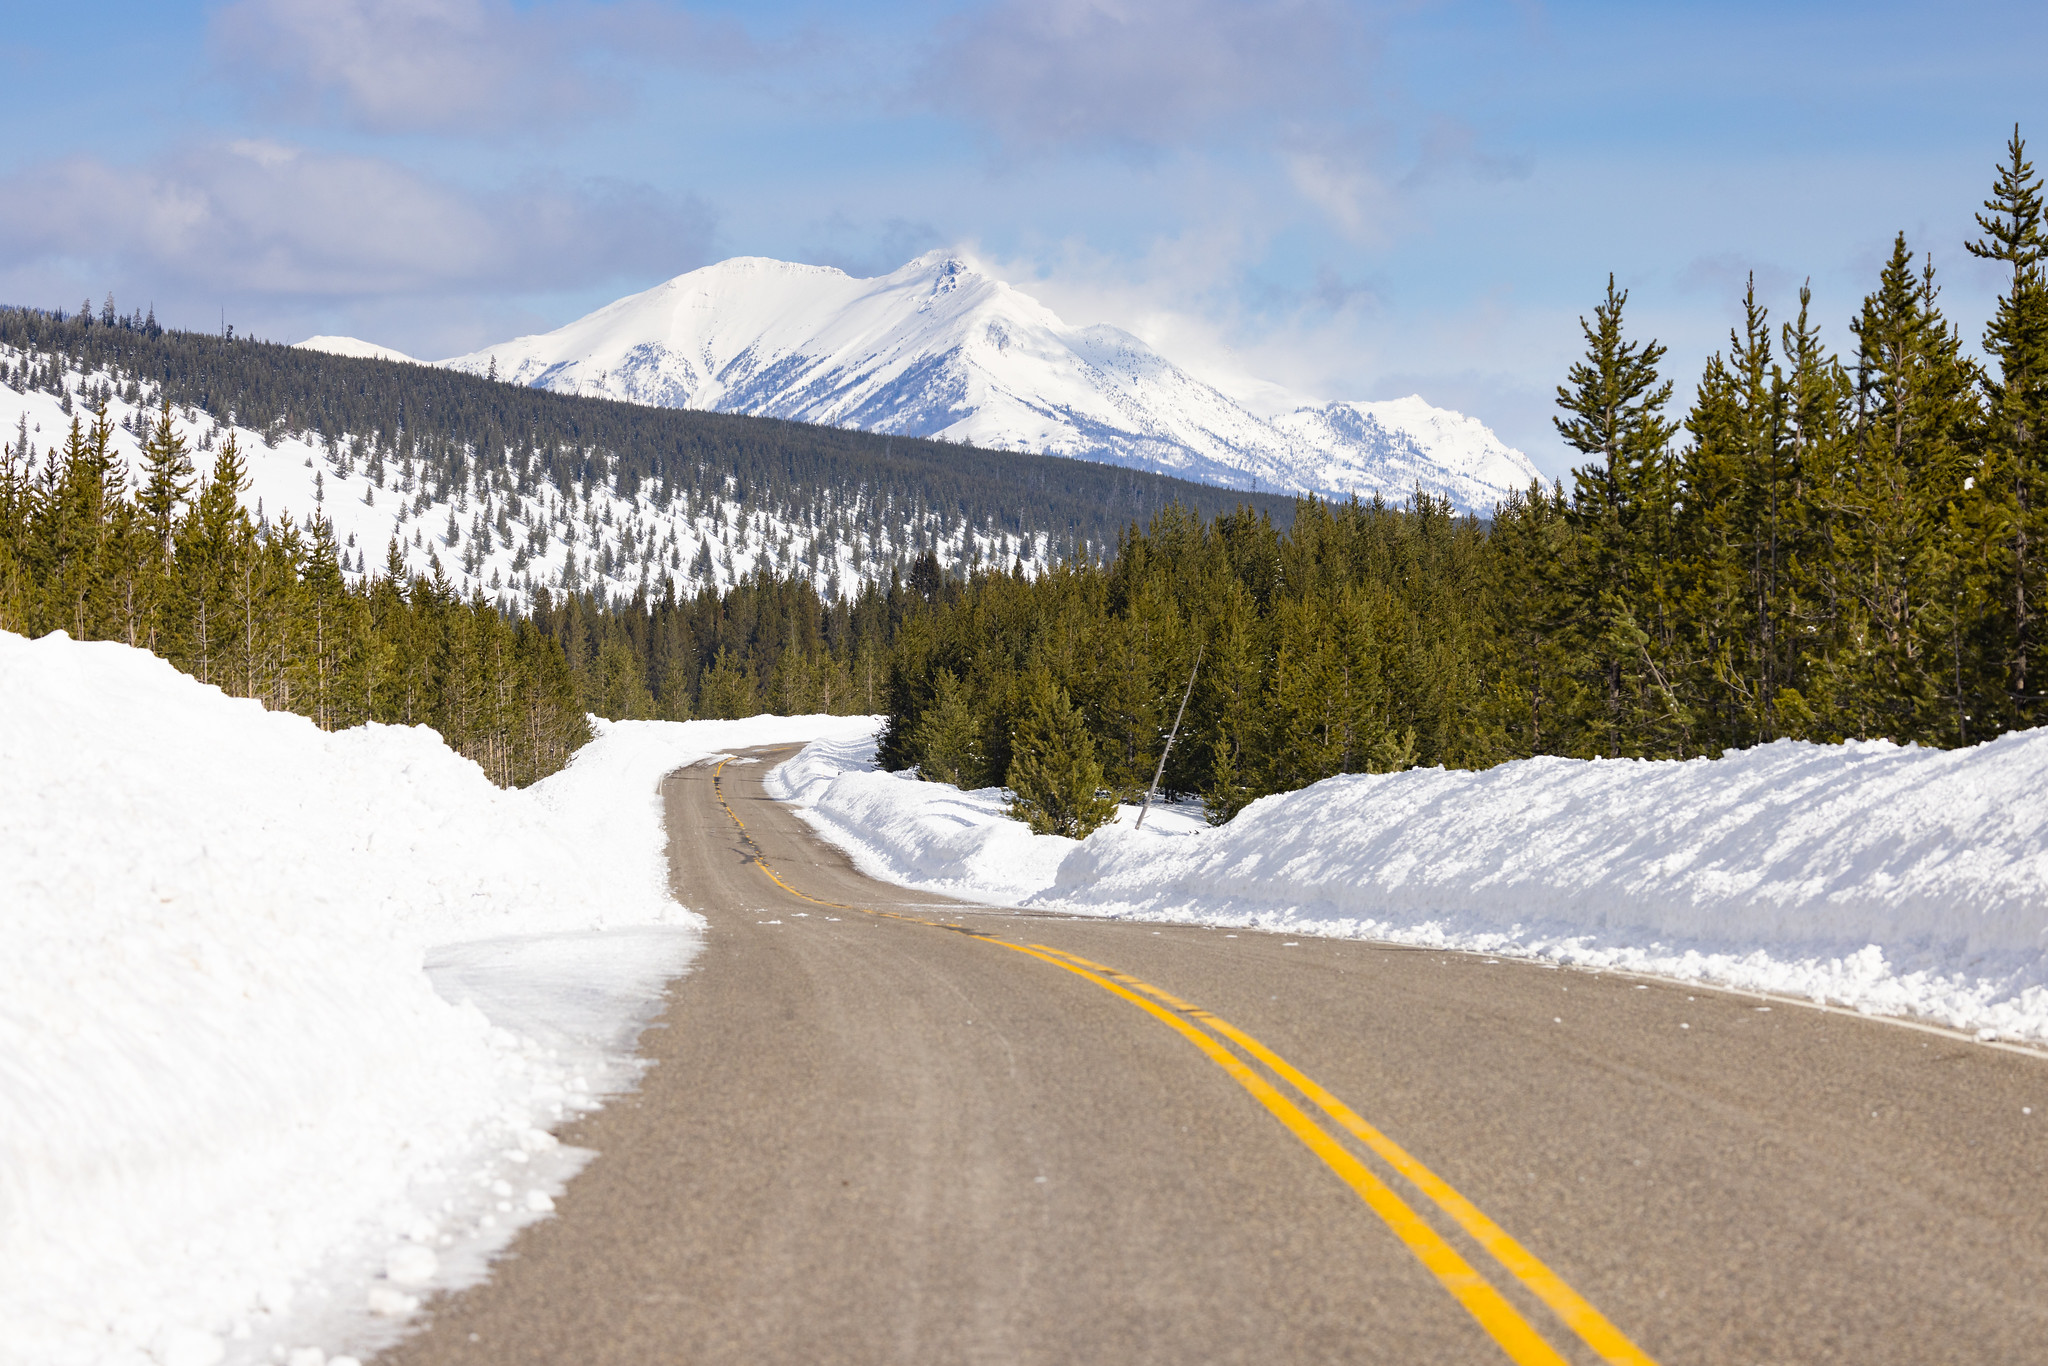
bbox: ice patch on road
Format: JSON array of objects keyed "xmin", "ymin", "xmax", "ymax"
[
  {"xmin": 0, "ymin": 628, "xmax": 878, "ymax": 1366},
  {"xmin": 772, "ymin": 731, "xmax": 2048, "ymax": 1045}
]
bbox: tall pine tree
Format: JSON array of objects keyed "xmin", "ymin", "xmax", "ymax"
[
  {"xmin": 1554, "ymin": 276, "xmax": 1688, "ymax": 755},
  {"xmin": 1967, "ymin": 126, "xmax": 2048, "ymax": 726}
]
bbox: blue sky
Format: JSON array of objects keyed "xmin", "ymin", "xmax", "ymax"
[{"xmin": 2, "ymin": 0, "xmax": 2043, "ymax": 475}]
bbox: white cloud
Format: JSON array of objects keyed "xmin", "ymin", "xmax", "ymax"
[
  {"xmin": 914, "ymin": 0, "xmax": 1371, "ymax": 153},
  {"xmin": 969, "ymin": 226, "xmax": 1353, "ymax": 411},
  {"xmin": 210, "ymin": 0, "xmax": 725, "ymax": 134},
  {"xmin": 1286, "ymin": 150, "xmax": 1399, "ymax": 246},
  {"xmin": 0, "ymin": 142, "xmax": 715, "ymax": 300}
]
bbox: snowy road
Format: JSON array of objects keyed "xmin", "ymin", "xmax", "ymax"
[{"xmin": 379, "ymin": 747, "xmax": 2048, "ymax": 1366}]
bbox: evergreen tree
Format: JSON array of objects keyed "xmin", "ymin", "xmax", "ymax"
[
  {"xmin": 590, "ymin": 635, "xmax": 654, "ymax": 719},
  {"xmin": 1826, "ymin": 235, "xmax": 1984, "ymax": 742},
  {"xmin": 1007, "ymin": 670, "xmax": 1115, "ymax": 838},
  {"xmin": 1553, "ymin": 276, "xmax": 1688, "ymax": 754},
  {"xmin": 1475, "ymin": 480, "xmax": 1579, "ymax": 759},
  {"xmin": 174, "ymin": 431, "xmax": 252, "ymax": 688},
  {"xmin": 697, "ymin": 646, "xmax": 755, "ymax": 718},
  {"xmin": 1773, "ymin": 283, "xmax": 1854, "ymax": 734},
  {"xmin": 1199, "ymin": 575, "xmax": 1267, "ymax": 821},
  {"xmin": 1967, "ymin": 126, "xmax": 2048, "ymax": 725},
  {"xmin": 137, "ymin": 398, "xmax": 194, "ymax": 560},
  {"xmin": 1676, "ymin": 276, "xmax": 1804, "ymax": 745},
  {"xmin": 910, "ymin": 669, "xmax": 987, "ymax": 787}
]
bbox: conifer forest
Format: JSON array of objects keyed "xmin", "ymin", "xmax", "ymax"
[
  {"xmin": 861, "ymin": 130, "xmax": 2048, "ymax": 826},
  {"xmin": 0, "ymin": 405, "xmax": 591, "ymax": 787},
  {"xmin": 4, "ymin": 132, "xmax": 2044, "ymax": 815}
]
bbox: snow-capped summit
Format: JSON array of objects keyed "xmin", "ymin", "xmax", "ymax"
[
  {"xmin": 295, "ymin": 335, "xmax": 421, "ymax": 364},
  {"xmin": 1270, "ymin": 397, "xmax": 1539, "ymax": 512},
  {"xmin": 435, "ymin": 252, "xmax": 1539, "ymax": 515}
]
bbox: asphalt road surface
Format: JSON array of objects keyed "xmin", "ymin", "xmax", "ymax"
[{"xmin": 381, "ymin": 746, "xmax": 2048, "ymax": 1365}]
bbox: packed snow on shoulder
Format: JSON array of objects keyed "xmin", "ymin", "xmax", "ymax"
[
  {"xmin": 763, "ymin": 733, "xmax": 1204, "ymax": 900},
  {"xmin": 0, "ymin": 629, "xmax": 875, "ymax": 1366},
  {"xmin": 773, "ymin": 732, "xmax": 2048, "ymax": 1044}
]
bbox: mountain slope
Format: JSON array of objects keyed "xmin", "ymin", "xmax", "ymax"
[
  {"xmin": 0, "ymin": 309, "xmax": 1297, "ymax": 614},
  {"xmin": 439, "ymin": 254, "xmax": 1540, "ymax": 515},
  {"xmin": 297, "ymin": 334, "xmax": 422, "ymax": 364}
]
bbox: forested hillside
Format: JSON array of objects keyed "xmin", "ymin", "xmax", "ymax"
[
  {"xmin": 852, "ymin": 131, "xmax": 2048, "ymax": 827},
  {"xmin": 8, "ymin": 131, "xmax": 2038, "ymax": 814},
  {"xmin": 0, "ymin": 304, "xmax": 1297, "ymax": 603},
  {"xmin": 0, "ymin": 290, "xmax": 1286, "ymax": 788},
  {"xmin": 0, "ymin": 406, "xmax": 588, "ymax": 785}
]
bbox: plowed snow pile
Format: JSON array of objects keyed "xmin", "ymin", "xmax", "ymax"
[
  {"xmin": 773, "ymin": 731, "xmax": 2048, "ymax": 1043},
  {"xmin": 0, "ymin": 630, "xmax": 874, "ymax": 1366}
]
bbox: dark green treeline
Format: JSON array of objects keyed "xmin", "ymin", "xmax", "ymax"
[
  {"xmin": 0, "ymin": 403, "xmax": 588, "ymax": 785},
  {"xmin": 523, "ymin": 569, "xmax": 904, "ymax": 724},
  {"xmin": 868, "ymin": 129, "xmax": 2048, "ymax": 828}
]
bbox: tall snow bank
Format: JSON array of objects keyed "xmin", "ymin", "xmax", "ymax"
[
  {"xmin": 0, "ymin": 629, "xmax": 876, "ymax": 1366},
  {"xmin": 778, "ymin": 733, "xmax": 2048, "ymax": 1043},
  {"xmin": 764, "ymin": 736, "xmax": 1074, "ymax": 896}
]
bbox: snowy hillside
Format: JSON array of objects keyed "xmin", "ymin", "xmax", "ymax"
[
  {"xmin": 772, "ymin": 731, "xmax": 2048, "ymax": 1046},
  {"xmin": 436, "ymin": 254, "xmax": 1541, "ymax": 515},
  {"xmin": 1, "ymin": 344, "xmax": 1057, "ymax": 611},
  {"xmin": 0, "ymin": 627, "xmax": 874, "ymax": 1366},
  {"xmin": 296, "ymin": 335, "xmax": 421, "ymax": 364},
  {"xmin": 1271, "ymin": 397, "xmax": 1541, "ymax": 513}
]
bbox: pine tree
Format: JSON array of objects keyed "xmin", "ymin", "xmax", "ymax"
[
  {"xmin": 32, "ymin": 410, "xmax": 129, "ymax": 639},
  {"xmin": 1967, "ymin": 126, "xmax": 2048, "ymax": 725},
  {"xmin": 137, "ymin": 398, "xmax": 194, "ymax": 560},
  {"xmin": 1831, "ymin": 235, "xmax": 1984, "ymax": 742},
  {"xmin": 1553, "ymin": 276, "xmax": 1688, "ymax": 754},
  {"xmin": 1007, "ymin": 669, "xmax": 1115, "ymax": 838},
  {"xmin": 590, "ymin": 635, "xmax": 654, "ymax": 719},
  {"xmin": 910, "ymin": 669, "xmax": 987, "ymax": 787},
  {"xmin": 300, "ymin": 514, "xmax": 355, "ymax": 729},
  {"xmin": 1265, "ymin": 591, "xmax": 1349, "ymax": 789},
  {"xmin": 1769, "ymin": 284, "xmax": 1854, "ymax": 734},
  {"xmin": 1475, "ymin": 480, "xmax": 1579, "ymax": 759},
  {"xmin": 175, "ymin": 431, "xmax": 253, "ymax": 688},
  {"xmin": 697, "ymin": 645, "xmax": 755, "ymax": 718},
  {"xmin": 1676, "ymin": 276, "xmax": 1807, "ymax": 746},
  {"xmin": 0, "ymin": 378, "xmax": 589, "ymax": 784},
  {"xmin": 1199, "ymin": 577, "xmax": 1266, "ymax": 821},
  {"xmin": 0, "ymin": 419, "xmax": 32, "ymax": 633}
]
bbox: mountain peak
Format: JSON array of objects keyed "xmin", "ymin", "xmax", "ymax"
[
  {"xmin": 294, "ymin": 335, "xmax": 420, "ymax": 364},
  {"xmin": 437, "ymin": 253, "xmax": 1538, "ymax": 513}
]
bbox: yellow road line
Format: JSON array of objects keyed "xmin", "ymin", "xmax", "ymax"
[
  {"xmin": 996, "ymin": 940, "xmax": 1572, "ymax": 1365},
  {"xmin": 1031, "ymin": 947, "xmax": 1659, "ymax": 1366},
  {"xmin": 707, "ymin": 758, "xmax": 1655, "ymax": 1365}
]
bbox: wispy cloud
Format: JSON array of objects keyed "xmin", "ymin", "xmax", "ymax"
[
  {"xmin": 209, "ymin": 0, "xmax": 737, "ymax": 134},
  {"xmin": 912, "ymin": 0, "xmax": 1372, "ymax": 154},
  {"xmin": 1286, "ymin": 149, "xmax": 1399, "ymax": 245},
  {"xmin": 0, "ymin": 141, "xmax": 715, "ymax": 298}
]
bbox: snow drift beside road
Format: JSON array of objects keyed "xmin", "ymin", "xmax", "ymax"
[
  {"xmin": 0, "ymin": 629, "xmax": 875, "ymax": 1366},
  {"xmin": 776, "ymin": 732, "xmax": 2048, "ymax": 1045}
]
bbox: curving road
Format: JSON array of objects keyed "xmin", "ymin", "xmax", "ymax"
[{"xmin": 381, "ymin": 747, "xmax": 2048, "ymax": 1365}]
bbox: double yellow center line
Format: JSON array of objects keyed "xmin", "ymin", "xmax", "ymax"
[{"xmin": 710, "ymin": 759, "xmax": 1658, "ymax": 1366}]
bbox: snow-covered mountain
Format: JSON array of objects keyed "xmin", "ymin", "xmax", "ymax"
[
  {"xmin": 427, "ymin": 253, "xmax": 1540, "ymax": 516},
  {"xmin": 3, "ymin": 344, "xmax": 1056, "ymax": 613},
  {"xmin": 297, "ymin": 334, "xmax": 421, "ymax": 364}
]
